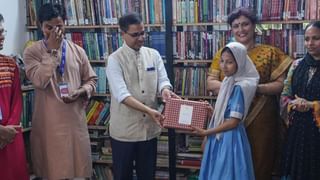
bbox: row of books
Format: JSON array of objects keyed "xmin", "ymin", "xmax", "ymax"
[
  {"xmin": 27, "ymin": 0, "xmax": 166, "ymax": 26},
  {"xmin": 173, "ymin": 0, "xmax": 319, "ymax": 23},
  {"xmin": 174, "ymin": 67, "xmax": 208, "ymax": 97},
  {"xmin": 257, "ymin": 25, "xmax": 306, "ymax": 58},
  {"xmin": 90, "ymin": 129, "xmax": 111, "ymax": 160},
  {"xmin": 28, "ymin": 26, "xmax": 306, "ymax": 62},
  {"xmin": 21, "ymin": 91, "xmax": 34, "ymax": 129},
  {"xmin": 176, "ymin": 134, "xmax": 203, "ymax": 168},
  {"xmin": 93, "ymin": 66, "xmax": 109, "ymax": 94},
  {"xmin": 86, "ymin": 99, "xmax": 110, "ymax": 126},
  {"xmin": 173, "ymin": 31, "xmax": 228, "ymax": 60},
  {"xmin": 65, "ymin": 31, "xmax": 120, "ymax": 60},
  {"xmin": 28, "ymin": 30, "xmax": 166, "ymax": 60},
  {"xmin": 27, "ymin": 0, "xmax": 317, "ymax": 25},
  {"xmin": 92, "ymin": 165, "xmax": 113, "ymax": 180},
  {"xmin": 174, "ymin": 24, "xmax": 307, "ymax": 60},
  {"xmin": 65, "ymin": 31, "xmax": 166, "ymax": 60}
]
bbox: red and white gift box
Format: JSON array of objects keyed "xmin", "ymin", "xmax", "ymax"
[{"xmin": 163, "ymin": 98, "xmax": 208, "ymax": 130}]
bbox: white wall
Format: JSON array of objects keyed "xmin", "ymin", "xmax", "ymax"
[{"xmin": 0, "ymin": 0, "xmax": 28, "ymax": 56}]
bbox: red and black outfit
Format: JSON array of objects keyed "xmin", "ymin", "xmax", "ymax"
[{"xmin": 0, "ymin": 55, "xmax": 29, "ymax": 180}]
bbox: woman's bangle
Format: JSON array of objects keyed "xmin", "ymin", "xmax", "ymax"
[{"xmin": 307, "ymin": 101, "xmax": 314, "ymax": 110}]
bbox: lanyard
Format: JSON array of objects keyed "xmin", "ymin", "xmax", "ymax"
[
  {"xmin": 58, "ymin": 40, "xmax": 67, "ymax": 77},
  {"xmin": 43, "ymin": 39, "xmax": 67, "ymax": 77}
]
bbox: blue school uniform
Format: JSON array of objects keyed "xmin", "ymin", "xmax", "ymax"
[{"xmin": 199, "ymin": 85, "xmax": 255, "ymax": 180}]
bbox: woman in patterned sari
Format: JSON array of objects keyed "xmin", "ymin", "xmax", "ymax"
[
  {"xmin": 207, "ymin": 7, "xmax": 292, "ymax": 180},
  {"xmin": 280, "ymin": 21, "xmax": 320, "ymax": 180}
]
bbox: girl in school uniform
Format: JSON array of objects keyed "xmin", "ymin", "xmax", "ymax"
[{"xmin": 192, "ymin": 42, "xmax": 259, "ymax": 180}]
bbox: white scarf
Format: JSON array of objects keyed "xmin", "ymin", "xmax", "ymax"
[{"xmin": 210, "ymin": 42, "xmax": 259, "ymax": 139}]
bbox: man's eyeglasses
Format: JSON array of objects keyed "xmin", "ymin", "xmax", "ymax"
[
  {"xmin": 0, "ymin": 29, "xmax": 7, "ymax": 37},
  {"xmin": 126, "ymin": 31, "xmax": 145, "ymax": 38}
]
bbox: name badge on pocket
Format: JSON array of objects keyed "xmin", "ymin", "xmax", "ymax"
[
  {"xmin": 59, "ymin": 82, "xmax": 69, "ymax": 98},
  {"xmin": 146, "ymin": 67, "xmax": 155, "ymax": 71}
]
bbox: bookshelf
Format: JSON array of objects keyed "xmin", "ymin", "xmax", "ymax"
[
  {"xmin": 21, "ymin": 86, "xmax": 34, "ymax": 131},
  {"xmin": 21, "ymin": 84, "xmax": 34, "ymax": 175}
]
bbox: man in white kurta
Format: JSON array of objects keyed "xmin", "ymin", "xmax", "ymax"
[{"xmin": 106, "ymin": 12, "xmax": 176, "ymax": 180}]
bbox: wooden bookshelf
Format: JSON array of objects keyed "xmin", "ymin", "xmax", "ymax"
[
  {"xmin": 21, "ymin": 85, "xmax": 34, "ymax": 91},
  {"xmin": 93, "ymin": 159, "xmax": 112, "ymax": 164},
  {"xmin": 174, "ymin": 59, "xmax": 212, "ymax": 64},
  {"xmin": 181, "ymin": 95, "xmax": 216, "ymax": 100},
  {"xmin": 176, "ymin": 165, "xmax": 200, "ymax": 170},
  {"xmin": 174, "ymin": 20, "xmax": 309, "ymax": 27},
  {"xmin": 26, "ymin": 23, "xmax": 164, "ymax": 30},
  {"xmin": 93, "ymin": 159, "xmax": 200, "ymax": 170}
]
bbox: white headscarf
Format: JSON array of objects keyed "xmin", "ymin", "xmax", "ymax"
[{"xmin": 210, "ymin": 42, "xmax": 259, "ymax": 139}]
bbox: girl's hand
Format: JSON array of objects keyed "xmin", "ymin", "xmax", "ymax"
[
  {"xmin": 191, "ymin": 126, "xmax": 208, "ymax": 136},
  {"xmin": 201, "ymin": 136, "xmax": 207, "ymax": 152}
]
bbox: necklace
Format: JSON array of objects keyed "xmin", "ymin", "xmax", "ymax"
[{"xmin": 307, "ymin": 67, "xmax": 317, "ymax": 85}]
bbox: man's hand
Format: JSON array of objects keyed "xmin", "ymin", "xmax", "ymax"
[
  {"xmin": 46, "ymin": 26, "xmax": 64, "ymax": 51},
  {"xmin": 62, "ymin": 88, "xmax": 86, "ymax": 104},
  {"xmin": 161, "ymin": 88, "xmax": 180, "ymax": 103},
  {"xmin": 0, "ymin": 125, "xmax": 18, "ymax": 149},
  {"xmin": 147, "ymin": 108, "xmax": 165, "ymax": 127}
]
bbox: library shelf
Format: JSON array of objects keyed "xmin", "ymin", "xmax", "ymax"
[
  {"xmin": 174, "ymin": 60, "xmax": 212, "ymax": 64},
  {"xmin": 181, "ymin": 96, "xmax": 216, "ymax": 100},
  {"xmin": 26, "ymin": 23, "xmax": 164, "ymax": 30},
  {"xmin": 21, "ymin": 85, "xmax": 34, "ymax": 91},
  {"xmin": 92, "ymin": 159, "xmax": 112, "ymax": 166},
  {"xmin": 174, "ymin": 20, "xmax": 310, "ymax": 27},
  {"xmin": 22, "ymin": 127, "xmax": 32, "ymax": 133},
  {"xmin": 176, "ymin": 165, "xmax": 200, "ymax": 170},
  {"xmin": 92, "ymin": 159, "xmax": 200, "ymax": 170}
]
